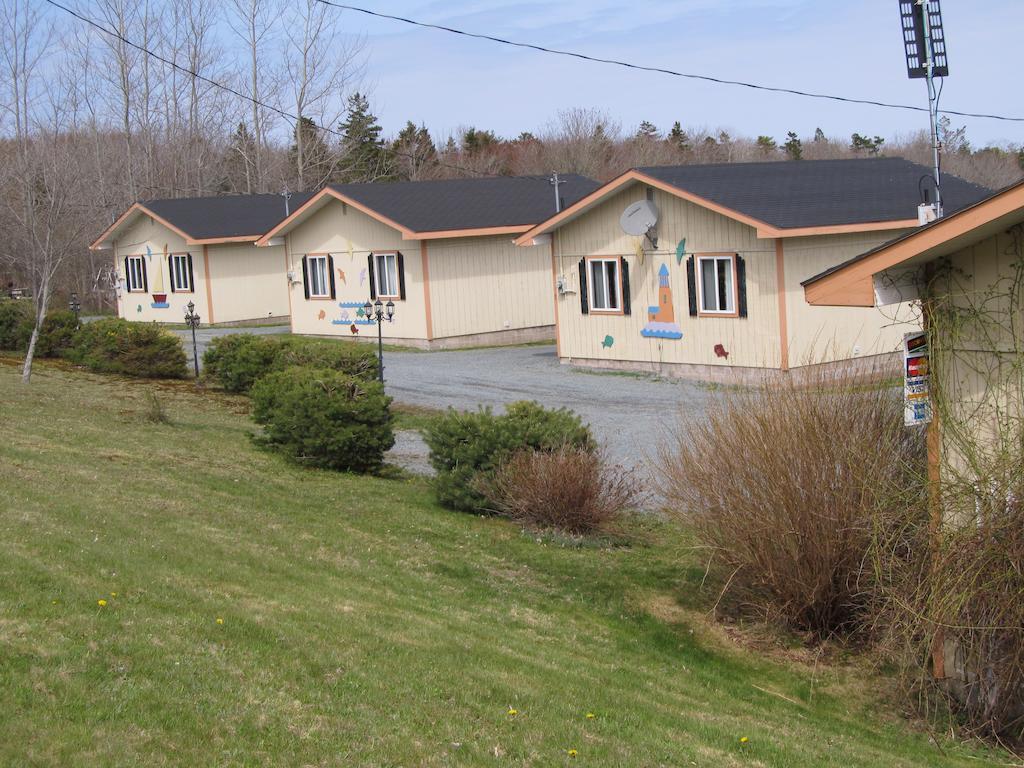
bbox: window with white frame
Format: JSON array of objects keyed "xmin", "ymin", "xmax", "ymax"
[
  {"xmin": 307, "ymin": 254, "xmax": 329, "ymax": 297},
  {"xmin": 372, "ymin": 252, "xmax": 399, "ymax": 298},
  {"xmin": 588, "ymin": 258, "xmax": 621, "ymax": 312},
  {"xmin": 125, "ymin": 255, "xmax": 146, "ymax": 292},
  {"xmin": 170, "ymin": 254, "xmax": 193, "ymax": 292},
  {"xmin": 697, "ymin": 254, "xmax": 737, "ymax": 314}
]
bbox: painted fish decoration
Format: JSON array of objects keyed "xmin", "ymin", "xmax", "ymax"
[
  {"xmin": 317, "ymin": 309, "xmax": 326, "ymax": 320},
  {"xmin": 714, "ymin": 343, "xmax": 729, "ymax": 359},
  {"xmin": 350, "ymin": 323, "xmax": 359, "ymax": 335},
  {"xmin": 676, "ymin": 238, "xmax": 687, "ymax": 266},
  {"xmin": 337, "ymin": 268, "xmax": 346, "ymax": 284},
  {"xmin": 601, "ymin": 335, "xmax": 614, "ymax": 349}
]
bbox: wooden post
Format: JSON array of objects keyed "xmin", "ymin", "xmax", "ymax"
[{"xmin": 922, "ymin": 275, "xmax": 945, "ymax": 679}]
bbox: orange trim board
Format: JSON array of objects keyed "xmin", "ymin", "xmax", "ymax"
[
  {"xmin": 203, "ymin": 245, "xmax": 215, "ymax": 324},
  {"xmin": 804, "ymin": 181, "xmax": 1024, "ymax": 307},
  {"xmin": 513, "ymin": 168, "xmax": 916, "ymax": 246},
  {"xmin": 421, "ymin": 241, "xmax": 433, "ymax": 341},
  {"xmin": 775, "ymin": 239, "xmax": 789, "ymax": 371}
]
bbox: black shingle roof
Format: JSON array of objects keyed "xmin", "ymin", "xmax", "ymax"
[
  {"xmin": 638, "ymin": 158, "xmax": 992, "ymax": 229},
  {"xmin": 328, "ymin": 174, "xmax": 600, "ymax": 232},
  {"xmin": 142, "ymin": 192, "xmax": 314, "ymax": 239}
]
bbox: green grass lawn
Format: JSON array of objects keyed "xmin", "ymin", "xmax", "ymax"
[{"xmin": 0, "ymin": 361, "xmax": 1009, "ymax": 766}]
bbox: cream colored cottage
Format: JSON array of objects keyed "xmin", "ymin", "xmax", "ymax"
[
  {"xmin": 91, "ymin": 194, "xmax": 309, "ymax": 325},
  {"xmin": 515, "ymin": 158, "xmax": 991, "ymax": 381},
  {"xmin": 256, "ymin": 175, "xmax": 598, "ymax": 348}
]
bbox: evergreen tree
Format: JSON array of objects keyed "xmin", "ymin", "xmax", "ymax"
[
  {"xmin": 462, "ymin": 127, "xmax": 500, "ymax": 153},
  {"xmin": 668, "ymin": 121, "xmax": 690, "ymax": 152},
  {"xmin": 756, "ymin": 135, "xmax": 777, "ymax": 155},
  {"xmin": 813, "ymin": 127, "xmax": 826, "ymax": 143},
  {"xmin": 222, "ymin": 122, "xmax": 257, "ymax": 193},
  {"xmin": 783, "ymin": 131, "xmax": 803, "ymax": 161},
  {"xmin": 392, "ymin": 121, "xmax": 437, "ymax": 181},
  {"xmin": 338, "ymin": 92, "xmax": 390, "ymax": 182},
  {"xmin": 289, "ymin": 116, "xmax": 332, "ymax": 190},
  {"xmin": 850, "ymin": 132, "xmax": 885, "ymax": 155},
  {"xmin": 635, "ymin": 121, "xmax": 659, "ymax": 140}
]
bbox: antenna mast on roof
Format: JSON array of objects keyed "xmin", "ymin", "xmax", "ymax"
[
  {"xmin": 281, "ymin": 186, "xmax": 293, "ymax": 217},
  {"xmin": 549, "ymin": 172, "xmax": 565, "ymax": 213},
  {"xmin": 899, "ymin": 0, "xmax": 949, "ymax": 218}
]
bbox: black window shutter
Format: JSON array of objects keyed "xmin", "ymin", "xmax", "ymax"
[
  {"xmin": 578, "ymin": 258, "xmax": 588, "ymax": 314},
  {"xmin": 124, "ymin": 257, "xmax": 131, "ymax": 290},
  {"xmin": 367, "ymin": 254, "xmax": 377, "ymax": 300},
  {"xmin": 186, "ymin": 253, "xmax": 195, "ymax": 292},
  {"xmin": 736, "ymin": 255, "xmax": 748, "ymax": 318},
  {"xmin": 396, "ymin": 252, "xmax": 406, "ymax": 300},
  {"xmin": 328, "ymin": 254, "xmax": 337, "ymax": 299},
  {"xmin": 686, "ymin": 256, "xmax": 697, "ymax": 316},
  {"xmin": 301, "ymin": 256, "xmax": 310, "ymax": 300},
  {"xmin": 620, "ymin": 258, "xmax": 631, "ymax": 316},
  {"xmin": 168, "ymin": 254, "xmax": 176, "ymax": 293},
  {"xmin": 141, "ymin": 258, "xmax": 148, "ymax": 293}
]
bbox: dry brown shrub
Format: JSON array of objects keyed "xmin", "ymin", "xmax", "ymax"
[
  {"xmin": 483, "ymin": 447, "xmax": 643, "ymax": 535},
  {"xmin": 874, "ymin": 455, "xmax": 1024, "ymax": 744},
  {"xmin": 659, "ymin": 363, "xmax": 925, "ymax": 638}
]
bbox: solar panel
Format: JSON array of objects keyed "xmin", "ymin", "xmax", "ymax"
[{"xmin": 899, "ymin": 0, "xmax": 949, "ymax": 79}]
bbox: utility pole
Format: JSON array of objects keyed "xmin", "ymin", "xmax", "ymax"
[
  {"xmin": 918, "ymin": 0, "xmax": 943, "ymax": 217},
  {"xmin": 549, "ymin": 171, "xmax": 565, "ymax": 213}
]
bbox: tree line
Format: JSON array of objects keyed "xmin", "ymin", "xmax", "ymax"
[{"xmin": 1, "ymin": 0, "xmax": 1022, "ymax": 380}]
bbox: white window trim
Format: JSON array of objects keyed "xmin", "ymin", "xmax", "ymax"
[
  {"xmin": 587, "ymin": 257, "xmax": 623, "ymax": 313},
  {"xmin": 372, "ymin": 252, "xmax": 400, "ymax": 299},
  {"xmin": 126, "ymin": 255, "xmax": 146, "ymax": 293},
  {"xmin": 696, "ymin": 253, "xmax": 738, "ymax": 316},
  {"xmin": 170, "ymin": 254, "xmax": 193, "ymax": 292},
  {"xmin": 308, "ymin": 254, "xmax": 330, "ymax": 298}
]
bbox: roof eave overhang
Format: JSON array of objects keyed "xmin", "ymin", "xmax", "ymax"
[
  {"xmin": 513, "ymin": 168, "xmax": 917, "ymax": 246},
  {"xmin": 803, "ymin": 181, "xmax": 1024, "ymax": 307}
]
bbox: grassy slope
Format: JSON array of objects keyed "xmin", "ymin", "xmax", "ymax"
[{"xmin": 0, "ymin": 361, "xmax": 1006, "ymax": 767}]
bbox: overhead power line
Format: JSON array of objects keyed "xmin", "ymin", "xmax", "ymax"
[
  {"xmin": 314, "ymin": 0, "xmax": 1024, "ymax": 124},
  {"xmin": 42, "ymin": 0, "xmax": 548, "ymax": 186}
]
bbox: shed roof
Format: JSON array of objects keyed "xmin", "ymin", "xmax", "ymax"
[{"xmin": 515, "ymin": 158, "xmax": 993, "ymax": 244}]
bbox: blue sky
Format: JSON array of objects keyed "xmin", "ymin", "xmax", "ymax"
[{"xmin": 348, "ymin": 0, "xmax": 1022, "ymax": 146}]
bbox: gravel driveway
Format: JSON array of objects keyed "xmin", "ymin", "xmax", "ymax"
[
  {"xmin": 383, "ymin": 345, "xmax": 714, "ymax": 478},
  {"xmin": 173, "ymin": 325, "xmax": 290, "ymax": 370}
]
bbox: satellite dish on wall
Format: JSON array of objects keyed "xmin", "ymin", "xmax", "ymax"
[{"xmin": 620, "ymin": 200, "xmax": 659, "ymax": 236}]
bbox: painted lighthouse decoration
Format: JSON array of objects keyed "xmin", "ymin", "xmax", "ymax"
[{"xmin": 641, "ymin": 263, "xmax": 683, "ymax": 339}]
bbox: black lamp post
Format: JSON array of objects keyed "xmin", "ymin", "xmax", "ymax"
[
  {"xmin": 184, "ymin": 300, "xmax": 201, "ymax": 378},
  {"xmin": 68, "ymin": 291, "xmax": 81, "ymax": 324},
  {"xmin": 363, "ymin": 298, "xmax": 395, "ymax": 384}
]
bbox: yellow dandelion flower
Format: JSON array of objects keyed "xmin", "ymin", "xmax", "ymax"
[
  {"xmin": 586, "ymin": 712, "xmax": 595, "ymax": 719},
  {"xmin": 216, "ymin": 618, "xmax": 224, "ymax": 625},
  {"xmin": 567, "ymin": 749, "xmax": 578, "ymax": 757},
  {"xmin": 97, "ymin": 599, "xmax": 107, "ymax": 607},
  {"xmin": 110, "ymin": 592, "xmax": 117, "ymax": 598},
  {"xmin": 507, "ymin": 708, "xmax": 518, "ymax": 716},
  {"xmin": 740, "ymin": 736, "xmax": 749, "ymax": 744}
]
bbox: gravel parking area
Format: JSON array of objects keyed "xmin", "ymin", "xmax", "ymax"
[
  {"xmin": 383, "ymin": 344, "xmax": 714, "ymax": 477},
  {"xmin": 172, "ymin": 325, "xmax": 290, "ymax": 370}
]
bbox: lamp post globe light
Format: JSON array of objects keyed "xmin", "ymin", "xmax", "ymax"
[
  {"xmin": 184, "ymin": 300, "xmax": 201, "ymax": 378},
  {"xmin": 68, "ymin": 291, "xmax": 81, "ymax": 324},
  {"xmin": 363, "ymin": 298, "xmax": 395, "ymax": 385}
]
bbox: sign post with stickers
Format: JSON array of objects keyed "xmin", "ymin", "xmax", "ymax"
[{"xmin": 903, "ymin": 331, "xmax": 932, "ymax": 426}]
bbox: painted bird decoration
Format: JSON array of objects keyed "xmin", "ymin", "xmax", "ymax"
[
  {"xmin": 317, "ymin": 309, "xmax": 326, "ymax": 320},
  {"xmin": 350, "ymin": 323, "xmax": 359, "ymax": 335},
  {"xmin": 337, "ymin": 267, "xmax": 346, "ymax": 284},
  {"xmin": 675, "ymin": 238, "xmax": 687, "ymax": 266},
  {"xmin": 713, "ymin": 343, "xmax": 729, "ymax": 359},
  {"xmin": 359, "ymin": 268, "xmax": 367, "ymax": 286}
]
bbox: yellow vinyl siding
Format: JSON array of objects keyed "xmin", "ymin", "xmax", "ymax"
[
  {"xmin": 285, "ymin": 199, "xmax": 428, "ymax": 340},
  {"xmin": 205, "ymin": 242, "xmax": 290, "ymax": 323},
  {"xmin": 113, "ymin": 216, "xmax": 204, "ymax": 324},
  {"xmin": 781, "ymin": 231, "xmax": 918, "ymax": 367},
  {"xmin": 553, "ymin": 184, "xmax": 782, "ymax": 369},
  {"xmin": 428, "ymin": 235, "xmax": 554, "ymax": 339}
]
